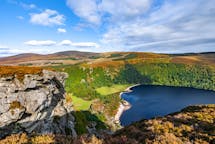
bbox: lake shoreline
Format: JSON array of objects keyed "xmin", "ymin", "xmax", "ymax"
[{"xmin": 114, "ymin": 84, "xmax": 141, "ymax": 124}]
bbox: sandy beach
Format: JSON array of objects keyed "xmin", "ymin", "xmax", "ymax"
[{"xmin": 114, "ymin": 84, "xmax": 141, "ymax": 124}]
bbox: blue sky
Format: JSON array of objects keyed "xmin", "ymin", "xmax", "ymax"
[{"xmin": 0, "ymin": 0, "xmax": 215, "ymax": 56}]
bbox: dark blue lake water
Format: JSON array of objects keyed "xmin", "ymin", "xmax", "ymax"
[{"xmin": 120, "ymin": 85, "xmax": 215, "ymax": 126}]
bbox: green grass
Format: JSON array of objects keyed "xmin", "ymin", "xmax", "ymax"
[
  {"xmin": 68, "ymin": 94, "xmax": 92, "ymax": 111},
  {"xmin": 108, "ymin": 53, "xmax": 123, "ymax": 58},
  {"xmin": 113, "ymin": 53, "xmax": 137, "ymax": 61},
  {"xmin": 96, "ymin": 84, "xmax": 129, "ymax": 96},
  {"xmin": 89, "ymin": 56, "xmax": 101, "ymax": 59}
]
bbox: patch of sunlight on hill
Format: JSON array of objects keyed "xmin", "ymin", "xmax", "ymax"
[
  {"xmin": 68, "ymin": 93, "xmax": 92, "ymax": 111},
  {"xmin": 96, "ymin": 84, "xmax": 130, "ymax": 96}
]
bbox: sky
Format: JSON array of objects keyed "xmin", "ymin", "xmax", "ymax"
[{"xmin": 0, "ymin": 0, "xmax": 215, "ymax": 57}]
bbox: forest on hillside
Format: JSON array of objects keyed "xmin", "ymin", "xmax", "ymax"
[{"xmin": 52, "ymin": 61, "xmax": 215, "ymax": 133}]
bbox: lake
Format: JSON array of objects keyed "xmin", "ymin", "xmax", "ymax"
[{"xmin": 120, "ymin": 85, "xmax": 215, "ymax": 126}]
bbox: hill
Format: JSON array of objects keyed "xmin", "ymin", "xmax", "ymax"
[
  {"xmin": 0, "ymin": 52, "xmax": 214, "ymax": 143},
  {"xmin": 103, "ymin": 104, "xmax": 215, "ymax": 144},
  {"xmin": 0, "ymin": 51, "xmax": 214, "ymax": 67},
  {"xmin": 0, "ymin": 51, "xmax": 100, "ymax": 65},
  {"xmin": 0, "ymin": 105, "xmax": 214, "ymax": 144}
]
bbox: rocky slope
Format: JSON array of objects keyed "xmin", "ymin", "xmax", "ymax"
[
  {"xmin": 0, "ymin": 105, "xmax": 214, "ymax": 144},
  {"xmin": 0, "ymin": 69, "xmax": 77, "ymax": 139}
]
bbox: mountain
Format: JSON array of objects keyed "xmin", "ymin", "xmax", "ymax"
[
  {"xmin": 0, "ymin": 51, "xmax": 100, "ymax": 65},
  {"xmin": 0, "ymin": 51, "xmax": 215, "ymax": 67},
  {"xmin": 0, "ymin": 52, "xmax": 214, "ymax": 143}
]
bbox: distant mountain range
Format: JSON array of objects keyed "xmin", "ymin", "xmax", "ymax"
[
  {"xmin": 0, "ymin": 51, "xmax": 100, "ymax": 65},
  {"xmin": 0, "ymin": 51, "xmax": 214, "ymax": 66}
]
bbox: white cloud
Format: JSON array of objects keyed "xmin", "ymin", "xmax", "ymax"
[
  {"xmin": 24, "ymin": 40, "xmax": 57, "ymax": 46},
  {"xmin": 0, "ymin": 45, "xmax": 8, "ymax": 49},
  {"xmin": 30, "ymin": 9, "xmax": 65, "ymax": 26},
  {"xmin": 65, "ymin": 0, "xmax": 215, "ymax": 53},
  {"xmin": 21, "ymin": 3, "xmax": 36, "ymax": 9},
  {"xmin": 24, "ymin": 40, "xmax": 100, "ymax": 49},
  {"xmin": 17, "ymin": 16, "xmax": 24, "ymax": 20},
  {"xmin": 59, "ymin": 40, "xmax": 100, "ymax": 48},
  {"xmin": 71, "ymin": 42, "xmax": 100, "ymax": 48},
  {"xmin": 100, "ymin": 0, "xmax": 215, "ymax": 52},
  {"xmin": 99, "ymin": 0, "xmax": 152, "ymax": 20},
  {"xmin": 7, "ymin": 1, "xmax": 37, "ymax": 10},
  {"xmin": 66, "ymin": 0, "xmax": 100, "ymax": 25},
  {"xmin": 66, "ymin": 0, "xmax": 151, "ymax": 25},
  {"xmin": 59, "ymin": 40, "xmax": 72, "ymax": 46},
  {"xmin": 57, "ymin": 28, "xmax": 67, "ymax": 33}
]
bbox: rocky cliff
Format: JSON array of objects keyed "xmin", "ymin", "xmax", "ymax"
[{"xmin": 0, "ymin": 69, "xmax": 77, "ymax": 139}]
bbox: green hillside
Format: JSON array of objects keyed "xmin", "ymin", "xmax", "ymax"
[{"xmin": 50, "ymin": 52, "xmax": 215, "ymax": 133}]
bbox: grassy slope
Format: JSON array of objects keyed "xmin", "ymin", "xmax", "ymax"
[
  {"xmin": 96, "ymin": 84, "xmax": 129, "ymax": 96},
  {"xmin": 1, "ymin": 52, "xmax": 214, "ymax": 135},
  {"xmin": 104, "ymin": 105, "xmax": 215, "ymax": 144},
  {"xmin": 68, "ymin": 94, "xmax": 92, "ymax": 111},
  {"xmin": 49, "ymin": 52, "xmax": 215, "ymax": 134}
]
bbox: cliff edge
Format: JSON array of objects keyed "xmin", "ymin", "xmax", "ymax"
[{"xmin": 0, "ymin": 69, "xmax": 77, "ymax": 138}]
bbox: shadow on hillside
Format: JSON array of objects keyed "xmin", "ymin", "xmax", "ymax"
[
  {"xmin": 115, "ymin": 64, "xmax": 152, "ymax": 84},
  {"xmin": 72, "ymin": 110, "xmax": 107, "ymax": 135}
]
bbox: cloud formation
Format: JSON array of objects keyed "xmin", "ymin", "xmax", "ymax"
[
  {"xmin": 100, "ymin": 0, "xmax": 215, "ymax": 53},
  {"xmin": 59, "ymin": 40, "xmax": 100, "ymax": 48},
  {"xmin": 99, "ymin": 0, "xmax": 152, "ymax": 20},
  {"xmin": 24, "ymin": 40, "xmax": 100, "ymax": 49},
  {"xmin": 0, "ymin": 45, "xmax": 21, "ymax": 57},
  {"xmin": 20, "ymin": 3, "xmax": 36, "ymax": 9},
  {"xmin": 66, "ymin": 0, "xmax": 151, "ymax": 24},
  {"xmin": 30, "ymin": 9, "xmax": 65, "ymax": 26},
  {"xmin": 57, "ymin": 28, "xmax": 67, "ymax": 33},
  {"xmin": 24, "ymin": 40, "xmax": 57, "ymax": 46},
  {"xmin": 17, "ymin": 16, "xmax": 24, "ymax": 20},
  {"xmin": 2, "ymin": 0, "xmax": 215, "ymax": 55},
  {"xmin": 65, "ymin": 0, "xmax": 215, "ymax": 53},
  {"xmin": 0, "ymin": 45, "xmax": 8, "ymax": 49},
  {"xmin": 66, "ymin": 0, "xmax": 100, "ymax": 25}
]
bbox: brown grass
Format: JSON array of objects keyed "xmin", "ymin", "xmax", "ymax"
[
  {"xmin": 84, "ymin": 60, "xmax": 125, "ymax": 68},
  {"xmin": 171, "ymin": 55, "xmax": 215, "ymax": 68},
  {"xmin": 0, "ymin": 66, "xmax": 43, "ymax": 81},
  {"xmin": 171, "ymin": 56, "xmax": 201, "ymax": 65}
]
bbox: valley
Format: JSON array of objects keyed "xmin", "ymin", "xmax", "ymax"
[{"xmin": 0, "ymin": 51, "xmax": 214, "ymax": 143}]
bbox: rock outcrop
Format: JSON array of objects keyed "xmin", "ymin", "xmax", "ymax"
[{"xmin": 0, "ymin": 70, "xmax": 76, "ymax": 139}]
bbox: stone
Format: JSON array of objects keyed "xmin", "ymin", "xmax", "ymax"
[{"xmin": 0, "ymin": 70, "xmax": 76, "ymax": 138}]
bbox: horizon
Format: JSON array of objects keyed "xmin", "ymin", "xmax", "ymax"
[
  {"xmin": 1, "ymin": 50, "xmax": 215, "ymax": 58},
  {"xmin": 1, "ymin": 0, "xmax": 215, "ymax": 57}
]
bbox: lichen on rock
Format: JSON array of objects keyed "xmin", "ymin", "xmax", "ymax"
[{"xmin": 0, "ymin": 69, "xmax": 77, "ymax": 139}]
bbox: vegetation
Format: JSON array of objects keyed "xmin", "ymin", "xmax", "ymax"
[
  {"xmin": 1, "ymin": 105, "xmax": 214, "ymax": 144},
  {"xmin": 9, "ymin": 101, "xmax": 24, "ymax": 110},
  {"xmin": 104, "ymin": 104, "xmax": 215, "ymax": 144},
  {"xmin": 68, "ymin": 94, "xmax": 92, "ymax": 111},
  {"xmin": 58, "ymin": 57, "xmax": 79, "ymax": 60},
  {"xmin": 0, "ymin": 66, "xmax": 43, "ymax": 81},
  {"xmin": 50, "ymin": 56, "xmax": 215, "ymax": 133},
  {"xmin": 107, "ymin": 53, "xmax": 123, "ymax": 58},
  {"xmin": 96, "ymin": 84, "xmax": 129, "ymax": 96},
  {"xmin": 89, "ymin": 56, "xmax": 101, "ymax": 59},
  {"xmin": 0, "ymin": 52, "xmax": 214, "ymax": 138},
  {"xmin": 54, "ymin": 62, "xmax": 214, "ymax": 103},
  {"xmin": 73, "ymin": 111, "xmax": 107, "ymax": 135},
  {"xmin": 113, "ymin": 53, "xmax": 137, "ymax": 61}
]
